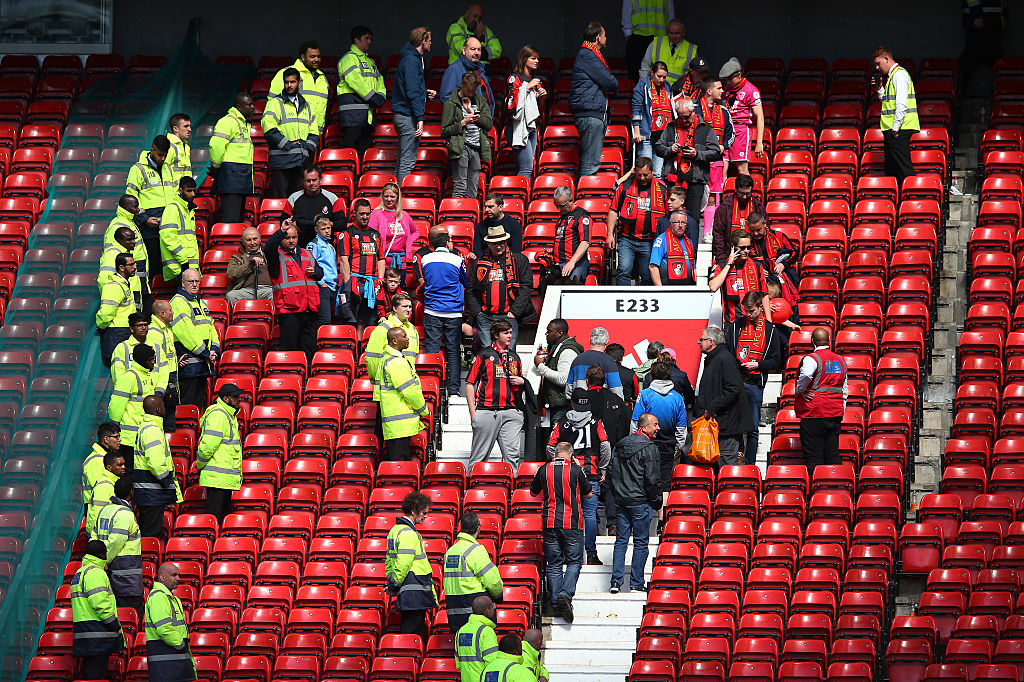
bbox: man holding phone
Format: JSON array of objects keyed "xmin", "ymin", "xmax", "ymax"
[
  {"xmin": 872, "ymin": 46, "xmax": 919, "ymax": 185},
  {"xmin": 654, "ymin": 98, "xmax": 721, "ymax": 248},
  {"xmin": 264, "ymin": 219, "xmax": 324, "ymax": 360}
]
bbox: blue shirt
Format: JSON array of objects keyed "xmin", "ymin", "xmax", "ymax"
[
  {"xmin": 650, "ymin": 229, "xmax": 694, "ymax": 272},
  {"xmin": 632, "ymin": 386, "xmax": 689, "ymax": 433},
  {"xmin": 422, "ymin": 247, "xmax": 468, "ymax": 316},
  {"xmin": 307, "ymin": 234, "xmax": 338, "ymax": 290},
  {"xmin": 566, "ymin": 349, "xmax": 623, "ymax": 400}
]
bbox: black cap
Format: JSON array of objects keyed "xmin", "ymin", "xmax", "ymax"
[
  {"xmin": 219, "ymin": 384, "xmax": 243, "ymax": 398},
  {"xmin": 571, "ymin": 388, "xmax": 591, "ymax": 411},
  {"xmin": 689, "ymin": 58, "xmax": 710, "ymax": 73}
]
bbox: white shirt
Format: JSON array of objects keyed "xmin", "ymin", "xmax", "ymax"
[
  {"xmin": 877, "ymin": 64, "xmax": 911, "ymax": 132},
  {"xmin": 533, "ymin": 337, "xmax": 580, "ymax": 388},
  {"xmin": 795, "ymin": 345, "xmax": 848, "ymax": 410}
]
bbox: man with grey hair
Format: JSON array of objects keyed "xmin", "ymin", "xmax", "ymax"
[
  {"xmin": 655, "ymin": 96, "xmax": 720, "ymax": 243},
  {"xmin": 226, "ymin": 226, "xmax": 274, "ymax": 305},
  {"xmin": 695, "ymin": 326, "xmax": 752, "ymax": 466},
  {"xmin": 566, "ymin": 326, "xmax": 624, "ymax": 399},
  {"xmin": 650, "ymin": 209, "xmax": 697, "ymax": 285},
  {"xmin": 635, "ymin": 341, "xmax": 664, "ymax": 382},
  {"xmin": 553, "ymin": 186, "xmax": 591, "ymax": 282}
]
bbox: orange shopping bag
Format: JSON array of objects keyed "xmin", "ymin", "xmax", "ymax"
[{"xmin": 689, "ymin": 415, "xmax": 721, "ymax": 465}]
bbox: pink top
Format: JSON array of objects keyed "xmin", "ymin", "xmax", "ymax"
[
  {"xmin": 368, "ymin": 207, "xmax": 420, "ymax": 259},
  {"xmin": 727, "ymin": 79, "xmax": 762, "ymax": 127}
]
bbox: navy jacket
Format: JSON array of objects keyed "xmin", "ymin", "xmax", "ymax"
[
  {"xmin": 439, "ymin": 56, "xmax": 495, "ymax": 112},
  {"xmin": 569, "ymin": 48, "xmax": 617, "ymax": 118},
  {"xmin": 393, "ymin": 42, "xmax": 426, "ymax": 123}
]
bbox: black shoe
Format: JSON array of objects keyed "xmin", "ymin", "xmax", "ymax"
[
  {"xmin": 587, "ymin": 553, "xmax": 604, "ymax": 565},
  {"xmin": 609, "ymin": 583, "xmax": 620, "ymax": 594},
  {"xmin": 557, "ymin": 592, "xmax": 574, "ymax": 624},
  {"xmin": 631, "ymin": 583, "xmax": 649, "ymax": 593}
]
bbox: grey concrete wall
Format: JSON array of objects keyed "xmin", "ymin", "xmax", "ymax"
[{"xmin": 114, "ymin": 0, "xmax": 1020, "ymax": 68}]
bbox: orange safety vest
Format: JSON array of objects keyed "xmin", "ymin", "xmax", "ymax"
[{"xmin": 272, "ymin": 247, "xmax": 320, "ymax": 313}]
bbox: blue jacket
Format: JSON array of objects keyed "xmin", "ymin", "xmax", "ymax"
[
  {"xmin": 566, "ymin": 349, "xmax": 623, "ymax": 400},
  {"xmin": 439, "ymin": 56, "xmax": 495, "ymax": 112},
  {"xmin": 631, "ymin": 77, "xmax": 673, "ymax": 140},
  {"xmin": 307, "ymin": 234, "xmax": 339, "ymax": 290},
  {"xmin": 632, "ymin": 380, "xmax": 689, "ymax": 448},
  {"xmin": 421, "ymin": 247, "xmax": 468, "ymax": 315},
  {"xmin": 569, "ymin": 48, "xmax": 617, "ymax": 118},
  {"xmin": 393, "ymin": 42, "xmax": 427, "ymax": 123}
]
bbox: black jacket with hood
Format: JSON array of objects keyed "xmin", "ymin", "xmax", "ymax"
[{"xmin": 609, "ymin": 431, "xmax": 661, "ymax": 508}]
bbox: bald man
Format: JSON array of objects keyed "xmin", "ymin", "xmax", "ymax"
[
  {"xmin": 440, "ymin": 35, "xmax": 495, "ymax": 112},
  {"xmin": 226, "ymin": 226, "xmax": 274, "ymax": 305},
  {"xmin": 379, "ymin": 327, "xmax": 430, "ymax": 460},
  {"xmin": 144, "ymin": 562, "xmax": 196, "ymax": 682},
  {"xmin": 795, "ymin": 327, "xmax": 848, "ymax": 473},
  {"xmin": 454, "ymin": 595, "xmax": 498, "ymax": 682},
  {"xmin": 523, "ymin": 629, "xmax": 549, "ymax": 682}
]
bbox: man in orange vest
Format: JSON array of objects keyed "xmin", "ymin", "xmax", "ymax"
[
  {"xmin": 794, "ymin": 327, "xmax": 848, "ymax": 473},
  {"xmin": 265, "ymin": 218, "xmax": 323, "ymax": 360}
]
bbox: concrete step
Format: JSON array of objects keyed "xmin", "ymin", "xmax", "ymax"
[
  {"xmin": 542, "ymin": 665, "xmax": 629, "ymax": 682},
  {"xmin": 544, "ymin": 641, "xmax": 637, "ymax": 668},
  {"xmin": 569, "ymin": 591, "xmax": 647, "ymax": 619},
  {"xmin": 545, "ymin": 617, "xmax": 638, "ymax": 642},
  {"xmin": 575, "ymin": 567, "xmax": 648, "ymax": 593}
]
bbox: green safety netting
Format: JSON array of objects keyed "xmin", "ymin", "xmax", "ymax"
[{"xmin": 0, "ymin": 27, "xmax": 252, "ymax": 680}]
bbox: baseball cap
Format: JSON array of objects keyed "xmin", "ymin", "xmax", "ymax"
[
  {"xmin": 218, "ymin": 384, "xmax": 243, "ymax": 398},
  {"xmin": 689, "ymin": 58, "xmax": 709, "ymax": 73},
  {"xmin": 570, "ymin": 387, "xmax": 592, "ymax": 411}
]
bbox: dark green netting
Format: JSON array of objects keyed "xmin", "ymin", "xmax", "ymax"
[{"xmin": 0, "ymin": 27, "xmax": 252, "ymax": 680}]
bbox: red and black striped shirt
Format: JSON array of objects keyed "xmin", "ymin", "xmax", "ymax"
[
  {"xmin": 554, "ymin": 206, "xmax": 592, "ymax": 264},
  {"xmin": 472, "ymin": 249, "xmax": 520, "ymax": 314},
  {"xmin": 530, "ymin": 457, "xmax": 592, "ymax": 530},
  {"xmin": 341, "ymin": 224, "xmax": 383, "ymax": 297},
  {"xmin": 613, "ymin": 178, "xmax": 669, "ymax": 241},
  {"xmin": 466, "ymin": 343, "xmax": 523, "ymax": 410}
]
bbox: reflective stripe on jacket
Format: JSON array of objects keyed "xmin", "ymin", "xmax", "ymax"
[
  {"xmin": 92, "ymin": 498, "xmax": 143, "ymax": 596},
  {"xmin": 145, "ymin": 581, "xmax": 196, "ymax": 682},
  {"xmin": 71, "ymin": 554, "xmax": 124, "ymax": 656},
  {"xmin": 159, "ymin": 195, "xmax": 199, "ymax": 280},
  {"xmin": 385, "ymin": 516, "xmax": 438, "ymax": 610},
  {"xmin": 197, "ymin": 398, "xmax": 242, "ymax": 490}
]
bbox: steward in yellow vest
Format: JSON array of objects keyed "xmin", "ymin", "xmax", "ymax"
[
  {"xmin": 197, "ymin": 385, "xmax": 243, "ymax": 522},
  {"xmin": 71, "ymin": 541, "xmax": 124, "ymax": 678},
  {"xmin": 443, "ymin": 511, "xmax": 504, "ymax": 633},
  {"xmin": 166, "ymin": 113, "xmax": 193, "ymax": 183},
  {"xmin": 480, "ymin": 635, "xmax": 535, "ymax": 682},
  {"xmin": 270, "ymin": 43, "xmax": 330, "ymax": 132},
  {"xmin": 385, "ymin": 492, "xmax": 438, "ymax": 639},
  {"xmin": 455, "ymin": 597, "xmax": 499, "ymax": 682},
  {"xmin": 91, "ymin": 477, "xmax": 144, "ymax": 617},
  {"xmin": 145, "ymin": 562, "xmax": 197, "ymax": 682},
  {"xmin": 82, "ymin": 422, "xmax": 121, "ymax": 531},
  {"xmin": 365, "ymin": 294, "xmax": 420, "ymax": 401},
  {"xmin": 159, "ymin": 177, "xmax": 200, "ymax": 281}
]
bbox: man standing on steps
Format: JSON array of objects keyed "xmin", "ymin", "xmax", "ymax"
[
  {"xmin": 547, "ymin": 388, "xmax": 611, "ymax": 567},
  {"xmin": 530, "ymin": 441, "xmax": 593, "ymax": 623},
  {"xmin": 443, "ymin": 510, "xmax": 504, "ymax": 633},
  {"xmin": 522, "ymin": 629, "xmax": 549, "ymax": 682},
  {"xmin": 467, "ymin": 318, "xmax": 525, "ymax": 468},
  {"xmin": 480, "ymin": 635, "xmax": 535, "ymax": 682},
  {"xmin": 386, "ymin": 491, "xmax": 438, "ymax": 640},
  {"xmin": 609, "ymin": 413, "xmax": 661, "ymax": 594},
  {"xmin": 795, "ymin": 327, "xmax": 848, "ymax": 474},
  {"xmin": 454, "ymin": 595, "xmax": 499, "ymax": 682}
]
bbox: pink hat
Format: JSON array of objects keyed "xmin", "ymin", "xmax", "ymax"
[{"xmin": 662, "ymin": 347, "xmax": 677, "ymax": 360}]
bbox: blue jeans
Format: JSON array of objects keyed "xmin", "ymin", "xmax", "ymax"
[
  {"xmin": 516, "ymin": 129, "xmax": 537, "ymax": 177},
  {"xmin": 558, "ymin": 260, "xmax": 589, "ymax": 282},
  {"xmin": 583, "ymin": 479, "xmax": 601, "ymax": 554},
  {"xmin": 743, "ymin": 382, "xmax": 763, "ymax": 463},
  {"xmin": 616, "ymin": 236, "xmax": 654, "ymax": 286},
  {"xmin": 476, "ymin": 312, "xmax": 518, "ymax": 351},
  {"xmin": 636, "ymin": 139, "xmax": 664, "ymax": 178},
  {"xmin": 575, "ymin": 115, "xmax": 605, "ymax": 177},
  {"xmin": 611, "ymin": 503, "xmax": 653, "ymax": 590},
  {"xmin": 424, "ymin": 313, "xmax": 463, "ymax": 395},
  {"xmin": 393, "ymin": 114, "xmax": 420, "ymax": 182},
  {"xmin": 544, "ymin": 527, "xmax": 584, "ymax": 605}
]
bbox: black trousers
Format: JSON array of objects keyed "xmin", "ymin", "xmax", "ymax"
[
  {"xmin": 116, "ymin": 594, "xmax": 145, "ymax": 623},
  {"xmin": 385, "ymin": 436, "xmax": 412, "ymax": 461},
  {"xmin": 163, "ymin": 389, "xmax": 178, "ymax": 432},
  {"xmin": 799, "ymin": 416, "xmax": 842, "ymax": 474},
  {"xmin": 206, "ymin": 486, "xmax": 232, "ymax": 523},
  {"xmin": 100, "ymin": 327, "xmax": 131, "ymax": 367},
  {"xmin": 178, "ymin": 376, "xmax": 209, "ymax": 409},
  {"xmin": 626, "ymin": 34, "xmax": 653, "ymax": 81},
  {"xmin": 341, "ymin": 124, "xmax": 373, "ymax": 160},
  {"xmin": 119, "ymin": 443, "xmax": 135, "ymax": 471},
  {"xmin": 278, "ymin": 311, "xmax": 318, "ymax": 361},
  {"xmin": 400, "ymin": 609, "xmax": 428, "ymax": 641},
  {"xmin": 271, "ymin": 167, "xmax": 304, "ymax": 199},
  {"xmin": 79, "ymin": 654, "xmax": 109, "ymax": 679},
  {"xmin": 883, "ymin": 129, "xmax": 916, "ymax": 186},
  {"xmin": 137, "ymin": 504, "xmax": 166, "ymax": 539},
  {"xmin": 219, "ymin": 194, "xmax": 246, "ymax": 223}
]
